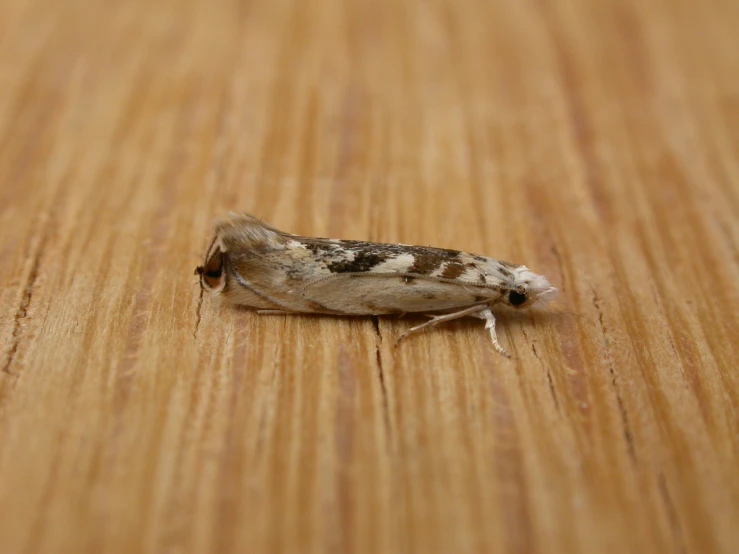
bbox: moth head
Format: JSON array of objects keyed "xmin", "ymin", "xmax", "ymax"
[
  {"xmin": 503, "ymin": 266, "xmax": 557, "ymax": 309},
  {"xmin": 196, "ymin": 212, "xmax": 280, "ymax": 295},
  {"xmin": 195, "ymin": 242, "xmax": 227, "ymax": 293}
]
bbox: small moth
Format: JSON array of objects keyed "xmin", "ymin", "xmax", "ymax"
[{"xmin": 196, "ymin": 213, "xmax": 557, "ymax": 356}]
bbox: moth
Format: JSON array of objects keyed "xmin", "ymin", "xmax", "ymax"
[{"xmin": 196, "ymin": 213, "xmax": 557, "ymax": 356}]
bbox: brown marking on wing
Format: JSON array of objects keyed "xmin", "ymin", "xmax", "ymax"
[
  {"xmin": 408, "ymin": 254, "xmax": 446, "ymax": 275},
  {"xmin": 441, "ymin": 262, "xmax": 466, "ymax": 279},
  {"xmin": 327, "ymin": 251, "xmax": 388, "ymax": 273},
  {"xmin": 497, "ymin": 266, "xmax": 514, "ymax": 278},
  {"xmin": 498, "ymin": 259, "xmax": 520, "ymax": 269}
]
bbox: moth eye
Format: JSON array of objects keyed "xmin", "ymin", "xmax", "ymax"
[
  {"xmin": 201, "ymin": 248, "xmax": 224, "ymax": 289},
  {"xmin": 508, "ymin": 291, "xmax": 527, "ymax": 307}
]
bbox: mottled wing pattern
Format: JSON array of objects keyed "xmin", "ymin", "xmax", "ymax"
[
  {"xmin": 221, "ymin": 217, "xmax": 514, "ymax": 314},
  {"xmin": 267, "ymin": 237, "xmax": 509, "ymax": 314},
  {"xmin": 292, "ymin": 238, "xmax": 496, "ymax": 284}
]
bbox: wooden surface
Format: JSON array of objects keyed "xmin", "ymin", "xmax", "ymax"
[{"xmin": 1, "ymin": 0, "xmax": 738, "ymax": 552}]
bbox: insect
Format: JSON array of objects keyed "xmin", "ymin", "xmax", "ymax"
[{"xmin": 196, "ymin": 213, "xmax": 557, "ymax": 356}]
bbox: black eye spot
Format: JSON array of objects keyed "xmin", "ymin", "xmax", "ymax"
[{"xmin": 509, "ymin": 291, "xmax": 527, "ymax": 306}]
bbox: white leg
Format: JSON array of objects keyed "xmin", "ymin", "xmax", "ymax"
[
  {"xmin": 476, "ymin": 308, "xmax": 511, "ymax": 358},
  {"xmin": 396, "ymin": 304, "xmax": 487, "ymax": 343}
]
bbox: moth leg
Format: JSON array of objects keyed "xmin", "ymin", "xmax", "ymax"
[
  {"xmin": 396, "ymin": 304, "xmax": 487, "ymax": 344},
  {"xmin": 475, "ymin": 308, "xmax": 511, "ymax": 358}
]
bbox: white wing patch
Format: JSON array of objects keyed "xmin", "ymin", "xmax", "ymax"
[{"xmin": 367, "ymin": 253, "xmax": 416, "ymax": 273}]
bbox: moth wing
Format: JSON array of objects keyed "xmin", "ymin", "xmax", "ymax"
[
  {"xmin": 225, "ymin": 249, "xmax": 336, "ymax": 312},
  {"xmin": 217, "ymin": 221, "xmax": 505, "ymax": 314},
  {"xmin": 297, "ymin": 273, "xmax": 501, "ymax": 315}
]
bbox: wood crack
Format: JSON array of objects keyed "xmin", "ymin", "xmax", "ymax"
[
  {"xmin": 372, "ymin": 316, "xmax": 391, "ymax": 439},
  {"xmin": 591, "ymin": 287, "xmax": 636, "ymax": 462},
  {"xmin": 193, "ymin": 284, "xmax": 204, "ymax": 339},
  {"xmin": 2, "ymin": 235, "xmax": 46, "ymax": 376},
  {"xmin": 521, "ymin": 323, "xmax": 560, "ymax": 411}
]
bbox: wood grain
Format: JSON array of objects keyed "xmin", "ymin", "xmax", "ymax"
[{"xmin": 1, "ymin": 0, "xmax": 738, "ymax": 552}]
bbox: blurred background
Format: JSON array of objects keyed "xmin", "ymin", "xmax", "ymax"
[{"xmin": 0, "ymin": 0, "xmax": 738, "ymax": 553}]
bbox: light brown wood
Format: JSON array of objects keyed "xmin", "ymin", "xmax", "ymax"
[{"xmin": 1, "ymin": 0, "xmax": 738, "ymax": 552}]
